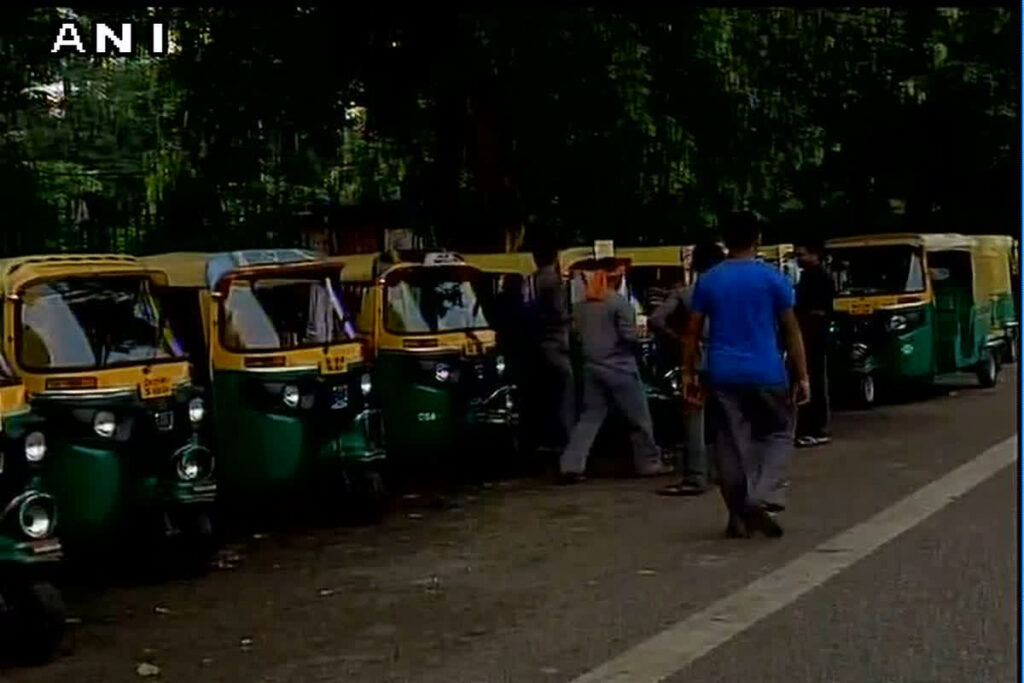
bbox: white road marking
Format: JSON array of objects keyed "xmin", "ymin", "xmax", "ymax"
[{"xmin": 571, "ymin": 435, "xmax": 1018, "ymax": 683}]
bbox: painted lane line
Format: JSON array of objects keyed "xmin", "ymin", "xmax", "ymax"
[{"xmin": 571, "ymin": 435, "xmax": 1018, "ymax": 683}]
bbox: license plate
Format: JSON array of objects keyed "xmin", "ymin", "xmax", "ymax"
[
  {"xmin": 141, "ymin": 376, "xmax": 173, "ymax": 399},
  {"xmin": 330, "ymin": 385, "xmax": 349, "ymax": 410}
]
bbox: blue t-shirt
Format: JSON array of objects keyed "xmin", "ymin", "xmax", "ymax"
[{"xmin": 691, "ymin": 259, "xmax": 795, "ymax": 387}]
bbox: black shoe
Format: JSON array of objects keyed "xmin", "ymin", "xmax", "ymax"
[
  {"xmin": 745, "ymin": 506, "xmax": 784, "ymax": 538},
  {"xmin": 556, "ymin": 472, "xmax": 587, "ymax": 486},
  {"xmin": 725, "ymin": 514, "xmax": 750, "ymax": 538}
]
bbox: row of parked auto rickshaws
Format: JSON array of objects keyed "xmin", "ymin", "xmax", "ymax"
[{"xmin": 0, "ymin": 233, "xmax": 1016, "ymax": 663}]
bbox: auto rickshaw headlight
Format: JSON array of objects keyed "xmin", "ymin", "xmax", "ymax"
[
  {"xmin": 504, "ymin": 391, "xmax": 515, "ymax": 412},
  {"xmin": 24, "ymin": 431, "xmax": 46, "ymax": 462},
  {"xmin": 93, "ymin": 411, "xmax": 117, "ymax": 438},
  {"xmin": 19, "ymin": 495, "xmax": 56, "ymax": 539},
  {"xmin": 495, "ymin": 355, "xmax": 507, "ymax": 377},
  {"xmin": 188, "ymin": 397, "xmax": 205, "ymax": 424},
  {"xmin": 282, "ymin": 384, "xmax": 301, "ymax": 408},
  {"xmin": 434, "ymin": 363, "xmax": 453, "ymax": 383},
  {"xmin": 885, "ymin": 314, "xmax": 908, "ymax": 332},
  {"xmin": 360, "ymin": 373, "xmax": 373, "ymax": 396}
]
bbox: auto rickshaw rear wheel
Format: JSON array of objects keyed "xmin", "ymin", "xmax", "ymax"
[
  {"xmin": 977, "ymin": 349, "xmax": 999, "ymax": 388},
  {"xmin": 0, "ymin": 580, "xmax": 65, "ymax": 664}
]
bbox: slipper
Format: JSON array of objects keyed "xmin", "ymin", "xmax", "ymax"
[
  {"xmin": 656, "ymin": 482, "xmax": 706, "ymax": 496},
  {"xmin": 795, "ymin": 436, "xmax": 819, "ymax": 448}
]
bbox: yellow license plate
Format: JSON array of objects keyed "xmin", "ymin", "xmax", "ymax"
[
  {"xmin": 141, "ymin": 376, "xmax": 173, "ymax": 399},
  {"xmin": 322, "ymin": 355, "xmax": 348, "ymax": 374}
]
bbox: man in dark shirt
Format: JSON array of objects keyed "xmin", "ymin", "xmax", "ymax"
[{"xmin": 794, "ymin": 241, "xmax": 834, "ymax": 447}]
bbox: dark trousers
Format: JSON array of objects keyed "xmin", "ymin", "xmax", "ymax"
[
  {"xmin": 707, "ymin": 386, "xmax": 795, "ymax": 516},
  {"xmin": 526, "ymin": 343, "xmax": 575, "ymax": 452},
  {"xmin": 796, "ymin": 343, "xmax": 830, "ymax": 438}
]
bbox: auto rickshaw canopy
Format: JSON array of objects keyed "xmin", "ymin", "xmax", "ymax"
[
  {"xmin": 972, "ymin": 235, "xmax": 1014, "ymax": 302},
  {"xmin": 826, "ymin": 233, "xmax": 975, "ymax": 252},
  {"xmin": 140, "ymin": 252, "xmax": 213, "ymax": 288},
  {"xmin": 459, "ymin": 253, "xmax": 537, "ymax": 275},
  {"xmin": 614, "ymin": 246, "xmax": 690, "ymax": 268},
  {"xmin": 0, "ymin": 254, "xmax": 165, "ymax": 295}
]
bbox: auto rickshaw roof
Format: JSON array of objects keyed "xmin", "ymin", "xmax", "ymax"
[
  {"xmin": 826, "ymin": 233, "xmax": 975, "ymax": 252},
  {"xmin": 0, "ymin": 253, "xmax": 155, "ymax": 294},
  {"xmin": 204, "ymin": 249, "xmax": 324, "ymax": 289},
  {"xmin": 459, "ymin": 252, "xmax": 537, "ymax": 274},
  {"xmin": 614, "ymin": 246, "xmax": 689, "ymax": 267},
  {"xmin": 139, "ymin": 252, "xmax": 213, "ymax": 288}
]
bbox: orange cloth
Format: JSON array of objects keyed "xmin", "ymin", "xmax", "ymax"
[{"xmin": 584, "ymin": 270, "xmax": 609, "ymax": 301}]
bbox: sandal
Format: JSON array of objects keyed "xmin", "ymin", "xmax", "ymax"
[{"xmin": 795, "ymin": 436, "xmax": 820, "ymax": 448}]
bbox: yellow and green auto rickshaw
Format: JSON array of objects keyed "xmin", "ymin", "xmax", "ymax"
[
  {"xmin": 0, "ymin": 369, "xmax": 64, "ymax": 663},
  {"xmin": 336, "ymin": 251, "xmax": 516, "ymax": 472},
  {"xmin": 757, "ymin": 243, "xmax": 800, "ymax": 285},
  {"xmin": 973, "ymin": 235, "xmax": 1019, "ymax": 363},
  {"xmin": 141, "ymin": 250, "xmax": 387, "ymax": 522},
  {"xmin": 826, "ymin": 233, "xmax": 1008, "ymax": 406},
  {"xmin": 0, "ymin": 255, "xmax": 216, "ymax": 566}
]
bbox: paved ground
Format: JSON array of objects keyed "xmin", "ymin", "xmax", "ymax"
[{"xmin": 3, "ymin": 372, "xmax": 1018, "ymax": 683}]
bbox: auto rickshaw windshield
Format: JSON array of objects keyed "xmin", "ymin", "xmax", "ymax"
[
  {"xmin": 830, "ymin": 245, "xmax": 927, "ymax": 296},
  {"xmin": 384, "ymin": 266, "xmax": 490, "ymax": 334},
  {"xmin": 220, "ymin": 270, "xmax": 358, "ymax": 352},
  {"xmin": 19, "ymin": 275, "xmax": 187, "ymax": 371}
]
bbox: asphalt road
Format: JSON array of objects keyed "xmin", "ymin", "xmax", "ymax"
[{"xmin": 4, "ymin": 371, "xmax": 1018, "ymax": 683}]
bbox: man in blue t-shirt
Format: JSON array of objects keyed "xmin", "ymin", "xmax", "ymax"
[{"xmin": 682, "ymin": 212, "xmax": 810, "ymax": 539}]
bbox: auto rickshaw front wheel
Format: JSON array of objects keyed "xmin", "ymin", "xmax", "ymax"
[
  {"xmin": 976, "ymin": 349, "xmax": 999, "ymax": 388},
  {"xmin": 852, "ymin": 374, "xmax": 876, "ymax": 408},
  {"xmin": 344, "ymin": 469, "xmax": 388, "ymax": 526},
  {"xmin": 0, "ymin": 580, "xmax": 65, "ymax": 664},
  {"xmin": 164, "ymin": 509, "xmax": 217, "ymax": 577}
]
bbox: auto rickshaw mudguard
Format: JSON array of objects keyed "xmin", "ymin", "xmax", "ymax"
[
  {"xmin": 212, "ymin": 370, "xmax": 306, "ymax": 498},
  {"xmin": 39, "ymin": 442, "xmax": 121, "ymax": 542},
  {"xmin": 374, "ymin": 351, "xmax": 457, "ymax": 454}
]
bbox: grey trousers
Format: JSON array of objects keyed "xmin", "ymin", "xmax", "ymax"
[
  {"xmin": 707, "ymin": 386, "xmax": 795, "ymax": 514},
  {"xmin": 560, "ymin": 363, "xmax": 661, "ymax": 475}
]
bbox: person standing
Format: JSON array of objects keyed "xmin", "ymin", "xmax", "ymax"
[
  {"xmin": 653, "ymin": 242, "xmax": 725, "ymax": 496},
  {"xmin": 558, "ymin": 262, "xmax": 671, "ymax": 484},
  {"xmin": 682, "ymin": 212, "xmax": 810, "ymax": 538},
  {"xmin": 793, "ymin": 241, "xmax": 834, "ymax": 447},
  {"xmin": 529, "ymin": 241, "xmax": 576, "ymax": 458}
]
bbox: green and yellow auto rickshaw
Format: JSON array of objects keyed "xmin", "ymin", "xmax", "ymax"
[
  {"xmin": 0, "ymin": 371, "xmax": 64, "ymax": 663},
  {"xmin": 336, "ymin": 251, "xmax": 516, "ymax": 472},
  {"xmin": 141, "ymin": 251, "xmax": 387, "ymax": 522},
  {"xmin": 0, "ymin": 255, "xmax": 216, "ymax": 566},
  {"xmin": 973, "ymin": 235, "xmax": 1018, "ymax": 363},
  {"xmin": 827, "ymin": 233, "xmax": 1008, "ymax": 406}
]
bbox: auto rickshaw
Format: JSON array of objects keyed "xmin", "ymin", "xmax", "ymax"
[
  {"xmin": 826, "ymin": 233, "xmax": 1008, "ymax": 406},
  {"xmin": 973, "ymin": 235, "xmax": 1018, "ymax": 363},
  {"xmin": 141, "ymin": 251, "xmax": 387, "ymax": 521},
  {"xmin": 757, "ymin": 243, "xmax": 800, "ymax": 285},
  {"xmin": 0, "ymin": 367, "xmax": 64, "ymax": 663},
  {"xmin": 336, "ymin": 251, "xmax": 516, "ymax": 474},
  {"xmin": 1011, "ymin": 238, "xmax": 1020, "ymax": 321},
  {"xmin": 0, "ymin": 254, "xmax": 216, "ymax": 566}
]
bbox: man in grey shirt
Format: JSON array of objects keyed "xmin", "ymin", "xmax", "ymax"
[{"xmin": 558, "ymin": 263, "xmax": 671, "ymax": 483}]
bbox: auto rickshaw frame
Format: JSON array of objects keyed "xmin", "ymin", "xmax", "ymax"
[
  {"xmin": 0, "ymin": 254, "xmax": 216, "ymax": 565},
  {"xmin": 826, "ymin": 233, "xmax": 1007, "ymax": 406},
  {"xmin": 141, "ymin": 251, "xmax": 387, "ymax": 522},
  {"xmin": 335, "ymin": 252, "xmax": 517, "ymax": 472},
  {"xmin": 757, "ymin": 243, "xmax": 800, "ymax": 285},
  {"xmin": 0, "ymin": 379, "xmax": 65, "ymax": 663},
  {"xmin": 972, "ymin": 235, "xmax": 1019, "ymax": 362}
]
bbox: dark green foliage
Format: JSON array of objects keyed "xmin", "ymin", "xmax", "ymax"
[{"xmin": 0, "ymin": 8, "xmax": 1017, "ymax": 256}]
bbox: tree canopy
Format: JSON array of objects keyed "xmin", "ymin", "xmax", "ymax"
[{"xmin": 0, "ymin": 7, "xmax": 1017, "ymax": 255}]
